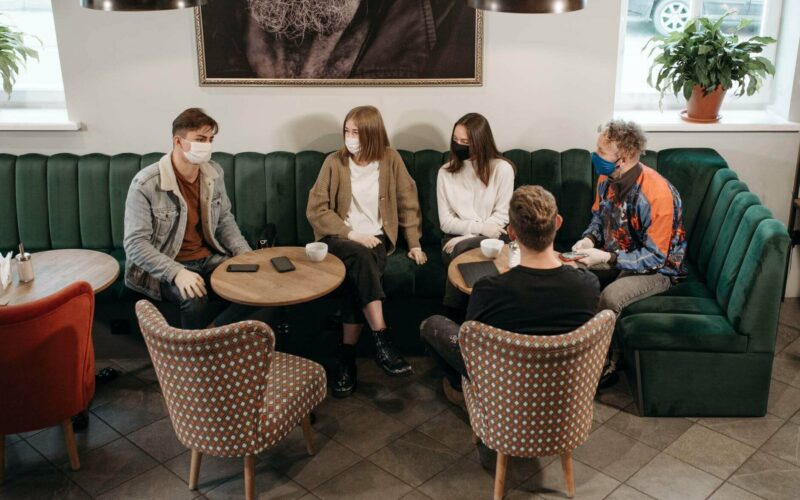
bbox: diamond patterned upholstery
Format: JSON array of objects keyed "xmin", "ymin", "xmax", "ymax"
[
  {"xmin": 459, "ymin": 310, "xmax": 616, "ymax": 458},
  {"xmin": 135, "ymin": 300, "xmax": 326, "ymax": 458}
]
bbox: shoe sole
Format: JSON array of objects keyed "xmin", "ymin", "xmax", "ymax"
[{"xmin": 376, "ymin": 360, "xmax": 413, "ymax": 377}]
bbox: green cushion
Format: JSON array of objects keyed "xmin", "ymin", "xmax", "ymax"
[
  {"xmin": 558, "ymin": 149, "xmax": 594, "ymax": 247},
  {"xmin": 618, "ymin": 313, "xmax": 747, "ymax": 353},
  {"xmin": 412, "ymin": 150, "xmax": 448, "ymax": 245},
  {"xmin": 658, "ymin": 281, "xmax": 714, "ymax": 298},
  {"xmin": 295, "ymin": 151, "xmax": 326, "ymax": 245},
  {"xmin": 109, "ymin": 154, "xmax": 142, "ymax": 249},
  {"xmin": 688, "ymin": 169, "xmax": 739, "ymax": 262},
  {"xmin": 79, "ymin": 154, "xmax": 114, "ymax": 250},
  {"xmin": 726, "ymin": 219, "xmax": 791, "ymax": 353},
  {"xmin": 655, "ymin": 148, "xmax": 728, "ymax": 242},
  {"xmin": 16, "ymin": 154, "xmax": 51, "ymax": 251},
  {"xmin": 621, "ymin": 296, "xmax": 724, "ymax": 317},
  {"xmin": 265, "ymin": 151, "xmax": 299, "ymax": 246},
  {"xmin": 706, "ymin": 192, "xmax": 760, "ymax": 291},
  {"xmin": 697, "ymin": 180, "xmax": 748, "ymax": 274},
  {"xmin": 0, "ymin": 154, "xmax": 18, "ymax": 250}
]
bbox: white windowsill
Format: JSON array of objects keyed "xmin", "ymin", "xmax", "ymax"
[
  {"xmin": 0, "ymin": 108, "xmax": 81, "ymax": 131},
  {"xmin": 613, "ymin": 109, "xmax": 800, "ymax": 133}
]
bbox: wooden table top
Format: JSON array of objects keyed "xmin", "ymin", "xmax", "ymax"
[
  {"xmin": 448, "ymin": 246, "xmax": 511, "ymax": 295},
  {"xmin": 0, "ymin": 249, "xmax": 120, "ymax": 306},
  {"xmin": 210, "ymin": 247, "xmax": 346, "ymax": 307}
]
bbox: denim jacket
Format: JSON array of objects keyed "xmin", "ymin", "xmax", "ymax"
[{"xmin": 123, "ymin": 154, "xmax": 251, "ymax": 300}]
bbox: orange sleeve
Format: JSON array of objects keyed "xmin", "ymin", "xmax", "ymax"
[{"xmin": 640, "ymin": 175, "xmax": 674, "ymax": 255}]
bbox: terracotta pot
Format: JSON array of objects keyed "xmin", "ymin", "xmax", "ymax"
[{"xmin": 685, "ymin": 85, "xmax": 727, "ymax": 122}]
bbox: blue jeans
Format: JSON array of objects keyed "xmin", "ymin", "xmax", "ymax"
[{"xmin": 159, "ymin": 254, "xmax": 263, "ymax": 329}]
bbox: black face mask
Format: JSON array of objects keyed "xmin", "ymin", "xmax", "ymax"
[{"xmin": 451, "ymin": 140, "xmax": 470, "ymax": 162}]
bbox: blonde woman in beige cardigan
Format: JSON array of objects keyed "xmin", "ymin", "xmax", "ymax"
[{"xmin": 306, "ymin": 105, "xmax": 427, "ymax": 398}]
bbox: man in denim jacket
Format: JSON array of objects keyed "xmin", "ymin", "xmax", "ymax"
[{"xmin": 124, "ymin": 108, "xmax": 256, "ymax": 329}]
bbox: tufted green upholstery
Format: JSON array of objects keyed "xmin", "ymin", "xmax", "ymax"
[{"xmin": 1, "ymin": 148, "xmax": 789, "ymax": 417}]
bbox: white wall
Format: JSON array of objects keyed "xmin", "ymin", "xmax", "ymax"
[{"xmin": 1, "ymin": 0, "xmax": 798, "ymax": 296}]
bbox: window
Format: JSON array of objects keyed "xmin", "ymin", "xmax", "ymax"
[
  {"xmin": 616, "ymin": 0, "xmax": 783, "ymax": 110},
  {"xmin": 0, "ymin": 0, "xmax": 65, "ymax": 109}
]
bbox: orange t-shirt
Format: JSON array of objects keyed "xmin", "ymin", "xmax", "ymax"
[{"xmin": 174, "ymin": 168, "xmax": 212, "ymax": 262}]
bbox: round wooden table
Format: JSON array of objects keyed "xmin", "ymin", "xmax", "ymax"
[
  {"xmin": 448, "ymin": 246, "xmax": 511, "ymax": 295},
  {"xmin": 210, "ymin": 247, "xmax": 346, "ymax": 307},
  {"xmin": 0, "ymin": 249, "xmax": 120, "ymax": 306}
]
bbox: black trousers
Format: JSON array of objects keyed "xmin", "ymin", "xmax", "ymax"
[
  {"xmin": 420, "ymin": 314, "xmax": 466, "ymax": 389},
  {"xmin": 322, "ymin": 236, "xmax": 388, "ymax": 325},
  {"xmin": 441, "ymin": 233, "xmax": 512, "ymax": 310}
]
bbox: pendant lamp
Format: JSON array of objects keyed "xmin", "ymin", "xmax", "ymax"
[
  {"xmin": 80, "ymin": 0, "xmax": 207, "ymax": 11},
  {"xmin": 466, "ymin": 0, "xmax": 587, "ymax": 13}
]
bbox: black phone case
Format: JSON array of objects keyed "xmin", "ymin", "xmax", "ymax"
[
  {"xmin": 227, "ymin": 264, "xmax": 259, "ymax": 272},
  {"xmin": 271, "ymin": 257, "xmax": 295, "ymax": 273}
]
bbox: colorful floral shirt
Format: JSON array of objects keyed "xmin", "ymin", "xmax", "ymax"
[{"xmin": 582, "ymin": 164, "xmax": 687, "ymax": 276}]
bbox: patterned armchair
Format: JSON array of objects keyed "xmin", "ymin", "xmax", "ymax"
[
  {"xmin": 459, "ymin": 310, "xmax": 616, "ymax": 499},
  {"xmin": 135, "ymin": 300, "xmax": 326, "ymax": 500}
]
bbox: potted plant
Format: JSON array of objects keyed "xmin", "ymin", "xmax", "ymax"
[
  {"xmin": 0, "ymin": 16, "xmax": 39, "ymax": 99},
  {"xmin": 645, "ymin": 12, "xmax": 776, "ymax": 122}
]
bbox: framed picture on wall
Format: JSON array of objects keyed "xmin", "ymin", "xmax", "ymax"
[{"xmin": 195, "ymin": 0, "xmax": 483, "ymax": 86}]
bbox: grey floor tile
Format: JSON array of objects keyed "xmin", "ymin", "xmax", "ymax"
[
  {"xmin": 368, "ymin": 431, "xmax": 463, "ymax": 487},
  {"xmin": 64, "ymin": 437, "xmax": 158, "ymax": 496},
  {"xmin": 110, "ymin": 357, "xmax": 153, "ymax": 376},
  {"xmin": 767, "ymin": 379, "xmax": 800, "ymax": 419},
  {"xmin": 779, "ymin": 298, "xmax": 800, "ymax": 328},
  {"xmin": 573, "ymin": 426, "xmax": 660, "ymax": 482},
  {"xmin": 25, "ymin": 413, "xmax": 121, "ymax": 466},
  {"xmin": 367, "ymin": 382, "xmax": 450, "ymax": 428},
  {"xmin": 0, "ymin": 466, "xmax": 90, "ymax": 500},
  {"xmin": 729, "ymin": 451, "xmax": 800, "ymax": 499},
  {"xmin": 593, "ymin": 400, "xmax": 622, "ymax": 423},
  {"xmin": 771, "ymin": 353, "xmax": 800, "ymax": 389},
  {"xmin": 605, "ymin": 404, "xmax": 693, "ymax": 450},
  {"xmin": 89, "ymin": 374, "xmax": 148, "ymax": 410},
  {"xmin": 664, "ymin": 424, "xmax": 755, "ymax": 480},
  {"xmin": 518, "ymin": 457, "xmax": 620, "ymax": 499},
  {"xmin": 399, "ymin": 490, "xmax": 433, "ymax": 500},
  {"xmin": 416, "ymin": 407, "xmax": 475, "ymax": 455},
  {"xmin": 697, "ymin": 415, "xmax": 784, "ymax": 448},
  {"xmin": 92, "ymin": 384, "xmax": 168, "ymax": 434},
  {"xmin": 126, "ymin": 417, "xmax": 188, "ymax": 463},
  {"xmin": 312, "ymin": 396, "xmax": 372, "ymax": 439},
  {"xmin": 95, "ymin": 465, "xmax": 197, "ymax": 500},
  {"xmin": 469, "ymin": 443, "xmax": 556, "ymax": 487},
  {"xmin": 165, "ymin": 450, "xmax": 246, "ymax": 494},
  {"xmin": 0, "ymin": 439, "xmax": 55, "ymax": 485},
  {"xmin": 760, "ymin": 421, "xmax": 800, "ymax": 467},
  {"xmin": 627, "ymin": 453, "xmax": 722, "ymax": 500},
  {"xmin": 313, "ymin": 460, "xmax": 413, "ymax": 500},
  {"xmin": 792, "ymin": 410, "xmax": 800, "ymax": 425},
  {"xmin": 783, "ymin": 334, "xmax": 800, "ymax": 357},
  {"xmin": 707, "ymin": 482, "xmax": 765, "ymax": 500},
  {"xmin": 595, "ymin": 373, "xmax": 635, "ymax": 411},
  {"xmin": 418, "ymin": 455, "xmax": 503, "ymax": 500},
  {"xmin": 258, "ymin": 427, "xmax": 360, "ymax": 490},
  {"xmin": 321, "ymin": 405, "xmax": 410, "ymax": 457},
  {"xmin": 354, "ymin": 360, "xmax": 418, "ymax": 401},
  {"xmin": 205, "ymin": 461, "xmax": 307, "ymax": 500},
  {"xmin": 775, "ymin": 324, "xmax": 800, "ymax": 353},
  {"xmin": 604, "ymin": 484, "xmax": 655, "ymax": 499}
]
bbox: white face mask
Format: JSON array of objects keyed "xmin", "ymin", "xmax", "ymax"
[
  {"xmin": 345, "ymin": 137, "xmax": 361, "ymax": 156},
  {"xmin": 181, "ymin": 140, "xmax": 213, "ymax": 165}
]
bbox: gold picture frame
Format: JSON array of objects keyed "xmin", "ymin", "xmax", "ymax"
[{"xmin": 194, "ymin": 2, "xmax": 483, "ymax": 86}]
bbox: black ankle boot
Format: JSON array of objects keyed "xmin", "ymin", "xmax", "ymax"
[
  {"xmin": 372, "ymin": 328, "xmax": 412, "ymax": 376},
  {"xmin": 332, "ymin": 344, "xmax": 357, "ymax": 398}
]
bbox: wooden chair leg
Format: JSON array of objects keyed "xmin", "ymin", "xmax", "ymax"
[
  {"xmin": 189, "ymin": 450, "xmax": 202, "ymax": 490},
  {"xmin": 1, "ymin": 434, "xmax": 5, "ymax": 485},
  {"xmin": 301, "ymin": 415, "xmax": 315, "ymax": 455},
  {"xmin": 560, "ymin": 450, "xmax": 575, "ymax": 498},
  {"xmin": 60, "ymin": 419, "xmax": 80, "ymax": 470},
  {"xmin": 244, "ymin": 455, "xmax": 256, "ymax": 500},
  {"xmin": 494, "ymin": 452, "xmax": 508, "ymax": 500}
]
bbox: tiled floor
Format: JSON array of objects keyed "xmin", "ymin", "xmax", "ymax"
[{"xmin": 2, "ymin": 298, "xmax": 800, "ymax": 500}]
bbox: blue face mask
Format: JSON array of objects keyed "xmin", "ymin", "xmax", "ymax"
[{"xmin": 591, "ymin": 152, "xmax": 619, "ymax": 176}]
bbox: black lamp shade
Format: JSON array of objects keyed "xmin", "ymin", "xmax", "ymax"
[
  {"xmin": 80, "ymin": 0, "xmax": 207, "ymax": 10},
  {"xmin": 466, "ymin": 0, "xmax": 587, "ymax": 13}
]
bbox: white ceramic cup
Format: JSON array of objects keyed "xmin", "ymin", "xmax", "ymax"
[
  {"xmin": 305, "ymin": 242, "xmax": 328, "ymax": 262},
  {"xmin": 480, "ymin": 239, "xmax": 504, "ymax": 259}
]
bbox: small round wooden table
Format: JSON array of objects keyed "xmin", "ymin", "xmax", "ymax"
[
  {"xmin": 210, "ymin": 246, "xmax": 346, "ymax": 307},
  {"xmin": 0, "ymin": 249, "xmax": 120, "ymax": 306},
  {"xmin": 448, "ymin": 246, "xmax": 511, "ymax": 295}
]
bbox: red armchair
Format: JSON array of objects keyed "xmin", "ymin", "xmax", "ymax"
[{"xmin": 0, "ymin": 281, "xmax": 96, "ymax": 482}]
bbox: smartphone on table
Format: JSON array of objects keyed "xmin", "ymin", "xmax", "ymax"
[
  {"xmin": 270, "ymin": 256, "xmax": 296, "ymax": 273},
  {"xmin": 227, "ymin": 263, "xmax": 259, "ymax": 272}
]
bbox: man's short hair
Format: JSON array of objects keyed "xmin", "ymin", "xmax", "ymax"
[
  {"xmin": 603, "ymin": 119, "xmax": 647, "ymax": 158},
  {"xmin": 509, "ymin": 185, "xmax": 558, "ymax": 251},
  {"xmin": 172, "ymin": 108, "xmax": 219, "ymax": 137}
]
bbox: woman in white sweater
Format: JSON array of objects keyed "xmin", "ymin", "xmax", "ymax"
[{"xmin": 437, "ymin": 113, "xmax": 515, "ymax": 315}]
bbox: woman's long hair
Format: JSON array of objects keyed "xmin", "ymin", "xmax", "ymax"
[
  {"xmin": 446, "ymin": 113, "xmax": 513, "ymax": 186},
  {"xmin": 336, "ymin": 105, "xmax": 389, "ymax": 165}
]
